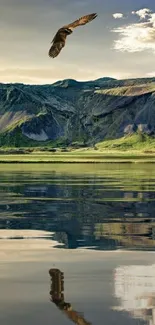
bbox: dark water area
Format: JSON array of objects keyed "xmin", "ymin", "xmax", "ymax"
[
  {"xmin": 0, "ymin": 163, "xmax": 155, "ymax": 251},
  {"xmin": 1, "ymin": 163, "xmax": 155, "ymax": 325}
]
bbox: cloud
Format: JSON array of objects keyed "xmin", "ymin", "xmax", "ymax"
[
  {"xmin": 0, "ymin": 66, "xmax": 103, "ymax": 84},
  {"xmin": 113, "ymin": 13, "xmax": 124, "ymax": 19},
  {"xmin": 112, "ymin": 8, "xmax": 155, "ymax": 53},
  {"xmin": 146, "ymin": 71, "xmax": 155, "ymax": 77},
  {"xmin": 131, "ymin": 8, "xmax": 152, "ymax": 20}
]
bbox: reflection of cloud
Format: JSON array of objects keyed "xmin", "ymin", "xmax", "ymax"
[
  {"xmin": 113, "ymin": 264, "xmax": 155, "ymax": 322},
  {"xmin": 112, "ymin": 8, "xmax": 155, "ymax": 53},
  {"xmin": 113, "ymin": 13, "xmax": 124, "ymax": 19},
  {"xmin": 0, "ymin": 230, "xmax": 63, "ymax": 254},
  {"xmin": 0, "ymin": 229, "xmax": 52, "ymax": 239}
]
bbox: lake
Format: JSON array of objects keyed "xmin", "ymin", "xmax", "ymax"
[{"xmin": 0, "ymin": 163, "xmax": 155, "ymax": 325}]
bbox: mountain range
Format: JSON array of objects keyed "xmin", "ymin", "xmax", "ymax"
[{"xmin": 0, "ymin": 76, "xmax": 155, "ymax": 147}]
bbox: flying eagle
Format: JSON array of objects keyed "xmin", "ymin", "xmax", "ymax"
[{"xmin": 48, "ymin": 13, "xmax": 97, "ymax": 58}]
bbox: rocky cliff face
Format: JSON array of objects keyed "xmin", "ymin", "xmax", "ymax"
[{"xmin": 0, "ymin": 76, "xmax": 155, "ymax": 146}]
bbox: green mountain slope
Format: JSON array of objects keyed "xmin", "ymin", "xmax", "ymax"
[{"xmin": 0, "ymin": 76, "xmax": 155, "ymax": 148}]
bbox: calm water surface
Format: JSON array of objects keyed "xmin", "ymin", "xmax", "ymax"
[{"xmin": 0, "ymin": 163, "xmax": 155, "ymax": 325}]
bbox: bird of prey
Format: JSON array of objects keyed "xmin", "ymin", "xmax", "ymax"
[{"xmin": 48, "ymin": 13, "xmax": 97, "ymax": 58}]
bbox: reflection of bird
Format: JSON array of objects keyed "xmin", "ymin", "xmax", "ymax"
[
  {"xmin": 48, "ymin": 13, "xmax": 97, "ymax": 58},
  {"xmin": 49, "ymin": 268, "xmax": 92, "ymax": 325}
]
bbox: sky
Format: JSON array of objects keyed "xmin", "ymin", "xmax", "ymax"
[{"xmin": 1, "ymin": 0, "xmax": 155, "ymax": 84}]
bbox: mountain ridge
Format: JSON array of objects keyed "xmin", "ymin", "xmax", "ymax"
[{"xmin": 0, "ymin": 76, "xmax": 155, "ymax": 148}]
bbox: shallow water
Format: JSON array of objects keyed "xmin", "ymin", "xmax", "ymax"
[
  {"xmin": 0, "ymin": 163, "xmax": 155, "ymax": 250},
  {"xmin": 1, "ymin": 163, "xmax": 155, "ymax": 324}
]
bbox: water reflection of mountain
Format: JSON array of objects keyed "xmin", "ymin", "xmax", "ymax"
[{"xmin": 0, "ymin": 175, "xmax": 155, "ymax": 250}]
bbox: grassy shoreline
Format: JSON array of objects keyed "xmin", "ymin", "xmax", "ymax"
[
  {"xmin": 0, "ymin": 150, "xmax": 155, "ymax": 163},
  {"xmin": 1, "ymin": 134, "xmax": 155, "ymax": 163}
]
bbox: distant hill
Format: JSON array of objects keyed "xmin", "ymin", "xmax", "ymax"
[{"xmin": 0, "ymin": 76, "xmax": 155, "ymax": 147}]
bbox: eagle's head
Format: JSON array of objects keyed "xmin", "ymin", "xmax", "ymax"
[{"xmin": 64, "ymin": 28, "xmax": 73, "ymax": 35}]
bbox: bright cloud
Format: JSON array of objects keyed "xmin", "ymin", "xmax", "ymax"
[
  {"xmin": 112, "ymin": 8, "xmax": 155, "ymax": 53},
  {"xmin": 131, "ymin": 8, "xmax": 152, "ymax": 20},
  {"xmin": 146, "ymin": 71, "xmax": 155, "ymax": 77},
  {"xmin": 113, "ymin": 13, "xmax": 124, "ymax": 19}
]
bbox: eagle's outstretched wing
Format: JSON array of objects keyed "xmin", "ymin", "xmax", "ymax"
[
  {"xmin": 48, "ymin": 30, "xmax": 68, "ymax": 58},
  {"xmin": 64, "ymin": 13, "xmax": 97, "ymax": 29},
  {"xmin": 48, "ymin": 13, "xmax": 97, "ymax": 58}
]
